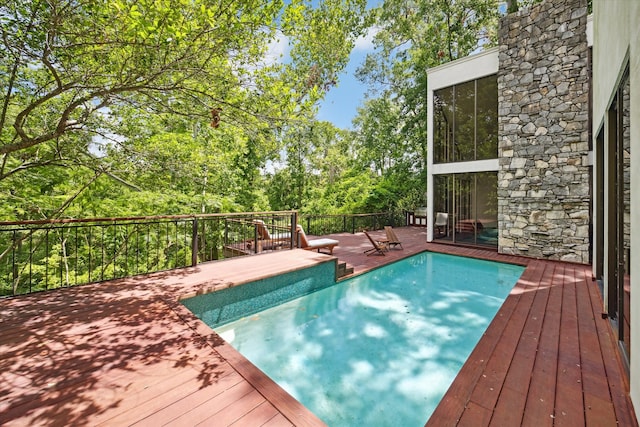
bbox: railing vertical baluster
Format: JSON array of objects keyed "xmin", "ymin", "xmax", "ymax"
[
  {"xmin": 224, "ymin": 219, "xmax": 228, "ymax": 257},
  {"xmin": 124, "ymin": 223, "xmax": 129, "ymax": 277},
  {"xmin": 163, "ymin": 222, "xmax": 167, "ymax": 269},
  {"xmin": 135, "ymin": 223, "xmax": 139, "ymax": 274},
  {"xmin": 29, "ymin": 231, "xmax": 33, "ymax": 294},
  {"xmin": 201, "ymin": 219, "xmax": 206, "ymax": 261},
  {"xmin": 88, "ymin": 227, "xmax": 92, "ymax": 284},
  {"xmin": 100, "ymin": 226, "xmax": 105, "ymax": 281},
  {"xmin": 74, "ymin": 227, "xmax": 78, "ymax": 285},
  {"xmin": 60, "ymin": 228, "xmax": 64, "ymax": 287},
  {"xmin": 146, "ymin": 223, "xmax": 150, "ymax": 271},
  {"xmin": 45, "ymin": 229, "xmax": 49, "ymax": 290},
  {"xmin": 11, "ymin": 230, "xmax": 16, "ymax": 295},
  {"xmin": 111, "ymin": 224, "xmax": 116, "ymax": 279}
]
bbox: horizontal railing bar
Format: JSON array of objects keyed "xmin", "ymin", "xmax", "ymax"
[{"xmin": 0, "ymin": 211, "xmax": 297, "ymax": 227}]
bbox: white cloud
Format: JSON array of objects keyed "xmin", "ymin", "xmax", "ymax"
[
  {"xmin": 263, "ymin": 30, "xmax": 290, "ymax": 65},
  {"xmin": 353, "ymin": 26, "xmax": 379, "ymax": 51}
]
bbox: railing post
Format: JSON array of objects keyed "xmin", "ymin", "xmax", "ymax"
[
  {"xmin": 224, "ymin": 219, "xmax": 229, "ymax": 256},
  {"xmin": 11, "ymin": 230, "xmax": 16, "ymax": 296},
  {"xmin": 191, "ymin": 218, "xmax": 198, "ymax": 266},
  {"xmin": 254, "ymin": 224, "xmax": 259, "ymax": 254},
  {"xmin": 291, "ymin": 212, "xmax": 297, "ymax": 249}
]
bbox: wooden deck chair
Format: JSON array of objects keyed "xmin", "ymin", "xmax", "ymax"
[
  {"xmin": 384, "ymin": 226, "xmax": 403, "ymax": 249},
  {"xmin": 363, "ymin": 230, "xmax": 387, "ymax": 256},
  {"xmin": 254, "ymin": 220, "xmax": 291, "ymax": 242},
  {"xmin": 296, "ymin": 225, "xmax": 339, "ymax": 254}
]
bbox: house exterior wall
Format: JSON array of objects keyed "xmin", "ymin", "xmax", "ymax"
[
  {"xmin": 592, "ymin": 0, "xmax": 640, "ymax": 412},
  {"xmin": 497, "ymin": 0, "xmax": 591, "ymax": 262},
  {"xmin": 426, "ymin": 48, "xmax": 499, "ymax": 242}
]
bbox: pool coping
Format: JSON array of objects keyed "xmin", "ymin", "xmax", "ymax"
[{"xmin": 171, "ymin": 245, "xmax": 532, "ymax": 427}]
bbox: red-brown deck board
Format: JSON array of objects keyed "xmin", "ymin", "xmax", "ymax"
[{"xmin": 0, "ymin": 227, "xmax": 637, "ymax": 426}]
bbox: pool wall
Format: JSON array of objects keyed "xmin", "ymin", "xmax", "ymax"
[{"xmin": 182, "ymin": 261, "xmax": 337, "ymax": 327}]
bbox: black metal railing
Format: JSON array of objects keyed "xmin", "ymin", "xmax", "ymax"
[
  {"xmin": 0, "ymin": 211, "xmax": 297, "ymax": 297},
  {"xmin": 298, "ymin": 212, "xmax": 405, "ymax": 236},
  {"xmin": 0, "ymin": 210, "xmax": 409, "ymax": 297}
]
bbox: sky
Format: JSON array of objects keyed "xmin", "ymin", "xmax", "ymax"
[
  {"xmin": 316, "ymin": 35, "xmax": 376, "ymax": 129},
  {"xmin": 263, "ymin": 0, "xmax": 382, "ymax": 130},
  {"xmin": 267, "ymin": 23, "xmax": 379, "ymax": 130}
]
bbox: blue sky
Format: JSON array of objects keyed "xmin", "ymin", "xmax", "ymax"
[
  {"xmin": 316, "ymin": 3, "xmax": 380, "ymax": 130},
  {"xmin": 265, "ymin": 22, "xmax": 377, "ymax": 130},
  {"xmin": 316, "ymin": 45, "xmax": 373, "ymax": 129}
]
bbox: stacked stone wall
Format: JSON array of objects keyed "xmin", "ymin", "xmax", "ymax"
[{"xmin": 497, "ymin": 0, "xmax": 590, "ymax": 262}]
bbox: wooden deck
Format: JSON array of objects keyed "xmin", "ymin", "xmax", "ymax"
[{"xmin": 0, "ymin": 227, "xmax": 637, "ymax": 426}]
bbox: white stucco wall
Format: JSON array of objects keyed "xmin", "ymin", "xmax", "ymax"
[
  {"xmin": 592, "ymin": 0, "xmax": 640, "ymax": 412},
  {"xmin": 592, "ymin": 1, "xmax": 630, "ymax": 126}
]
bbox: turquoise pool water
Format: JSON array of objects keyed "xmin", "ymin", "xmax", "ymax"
[{"xmin": 188, "ymin": 252, "xmax": 524, "ymax": 426}]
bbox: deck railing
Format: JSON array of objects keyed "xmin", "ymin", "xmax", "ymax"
[
  {"xmin": 0, "ymin": 211, "xmax": 297, "ymax": 297},
  {"xmin": 0, "ymin": 211, "xmax": 402, "ymax": 297},
  {"xmin": 299, "ymin": 212, "xmax": 405, "ymax": 236}
]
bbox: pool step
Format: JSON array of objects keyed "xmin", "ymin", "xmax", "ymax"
[{"xmin": 337, "ymin": 261, "xmax": 354, "ymax": 278}]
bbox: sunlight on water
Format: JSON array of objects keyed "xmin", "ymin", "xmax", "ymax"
[{"xmin": 215, "ymin": 252, "xmax": 524, "ymax": 427}]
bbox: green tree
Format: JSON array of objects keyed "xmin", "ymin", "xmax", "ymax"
[
  {"xmin": 347, "ymin": 0, "xmax": 505, "ymax": 213},
  {"xmin": 0, "ymin": 0, "xmax": 369, "ymax": 220}
]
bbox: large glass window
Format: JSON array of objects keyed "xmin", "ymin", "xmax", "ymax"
[
  {"xmin": 476, "ymin": 75, "xmax": 499, "ymax": 160},
  {"xmin": 432, "ymin": 172, "xmax": 498, "ymax": 248},
  {"xmin": 433, "ymin": 75, "xmax": 498, "ymax": 163},
  {"xmin": 455, "ymin": 80, "xmax": 476, "ymax": 161},
  {"xmin": 434, "ymin": 87, "xmax": 454, "ymax": 163}
]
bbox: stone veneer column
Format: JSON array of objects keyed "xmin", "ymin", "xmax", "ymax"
[{"xmin": 497, "ymin": 0, "xmax": 590, "ymax": 263}]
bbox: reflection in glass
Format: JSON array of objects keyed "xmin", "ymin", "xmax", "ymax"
[
  {"xmin": 433, "ymin": 75, "xmax": 497, "ymax": 163},
  {"xmin": 622, "ymin": 72, "xmax": 631, "ymax": 358},
  {"xmin": 432, "ymin": 172, "xmax": 497, "ymax": 248},
  {"xmin": 433, "ymin": 175, "xmax": 452, "ymax": 238},
  {"xmin": 476, "ymin": 76, "xmax": 498, "ymax": 160},
  {"xmin": 455, "ymin": 81, "xmax": 476, "ymax": 161},
  {"xmin": 434, "ymin": 87, "xmax": 454, "ymax": 163}
]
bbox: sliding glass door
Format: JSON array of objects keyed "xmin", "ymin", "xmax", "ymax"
[
  {"xmin": 433, "ymin": 172, "xmax": 498, "ymax": 248},
  {"xmin": 604, "ymin": 67, "xmax": 631, "ymax": 366}
]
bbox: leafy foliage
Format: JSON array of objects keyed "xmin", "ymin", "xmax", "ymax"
[
  {"xmin": 0, "ymin": 0, "xmax": 369, "ymax": 220},
  {"xmin": 1, "ymin": 0, "xmax": 524, "ymax": 225}
]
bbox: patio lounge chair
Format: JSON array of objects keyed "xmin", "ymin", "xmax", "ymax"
[
  {"xmin": 384, "ymin": 226, "xmax": 403, "ymax": 250},
  {"xmin": 363, "ymin": 230, "xmax": 387, "ymax": 256},
  {"xmin": 296, "ymin": 225, "xmax": 339, "ymax": 255},
  {"xmin": 254, "ymin": 220, "xmax": 292, "ymax": 242},
  {"xmin": 434, "ymin": 212, "xmax": 448, "ymax": 237}
]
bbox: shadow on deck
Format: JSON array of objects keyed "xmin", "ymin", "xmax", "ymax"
[{"xmin": 0, "ymin": 227, "xmax": 636, "ymax": 426}]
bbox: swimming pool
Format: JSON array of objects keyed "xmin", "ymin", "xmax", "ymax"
[{"xmin": 185, "ymin": 252, "xmax": 524, "ymax": 426}]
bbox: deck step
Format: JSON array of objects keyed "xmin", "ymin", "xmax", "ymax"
[{"xmin": 337, "ymin": 261, "xmax": 354, "ymax": 278}]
